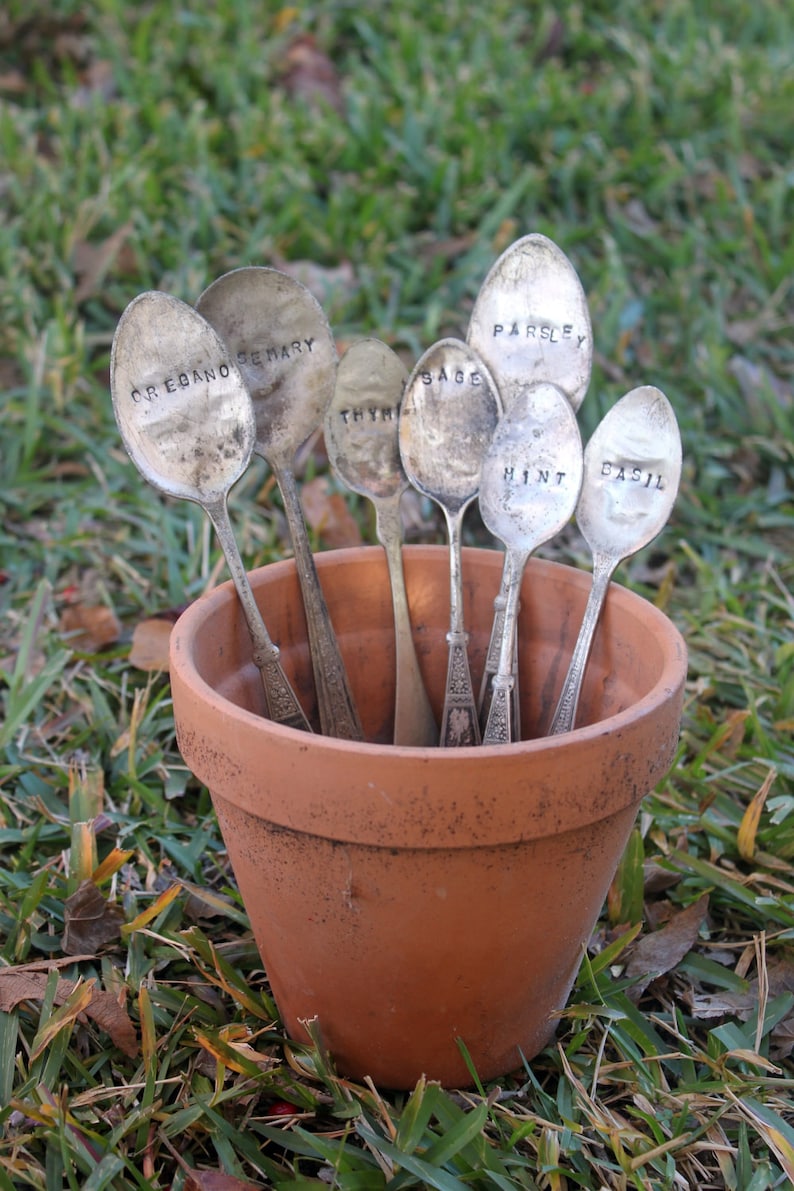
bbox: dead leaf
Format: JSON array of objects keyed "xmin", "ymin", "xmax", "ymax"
[
  {"xmin": 272, "ymin": 255, "xmax": 359, "ymax": 311},
  {"xmin": 624, "ymin": 893, "xmax": 709, "ymax": 999},
  {"xmin": 281, "ymin": 32, "xmax": 344, "ymax": 114},
  {"xmin": 738, "ymin": 767, "xmax": 777, "ymax": 862},
  {"xmin": 301, "ymin": 476, "xmax": 363, "ymax": 548},
  {"xmin": 62, "ymin": 880, "xmax": 125, "ymax": 954},
  {"xmin": 72, "ymin": 221, "xmax": 135, "ymax": 303},
  {"xmin": 185, "ymin": 1172, "xmax": 264, "ymax": 1191},
  {"xmin": 59, "ymin": 602, "xmax": 121, "ymax": 651},
  {"xmin": 0, "ymin": 969, "xmax": 138, "ymax": 1057},
  {"xmin": 129, "ymin": 618, "xmax": 173, "ymax": 671}
]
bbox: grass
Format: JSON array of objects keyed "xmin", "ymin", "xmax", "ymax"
[{"xmin": 1, "ymin": 0, "xmax": 793, "ymax": 1186}]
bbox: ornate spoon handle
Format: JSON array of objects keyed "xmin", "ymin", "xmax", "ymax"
[
  {"xmin": 440, "ymin": 508, "xmax": 480, "ymax": 747},
  {"xmin": 275, "ymin": 462, "xmax": 364, "ymax": 741},
  {"xmin": 548, "ymin": 554, "xmax": 616, "ymax": 736},
  {"xmin": 205, "ymin": 497, "xmax": 312, "ymax": 733}
]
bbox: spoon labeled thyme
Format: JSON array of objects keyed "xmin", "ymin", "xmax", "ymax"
[
  {"xmin": 110, "ymin": 291, "xmax": 311, "ymax": 733},
  {"xmin": 547, "ymin": 384, "xmax": 682, "ymax": 736},
  {"xmin": 478, "ymin": 382, "xmax": 584, "ymax": 746},
  {"xmin": 399, "ymin": 339, "xmax": 502, "ymax": 748},
  {"xmin": 326, "ymin": 338, "xmax": 437, "ymax": 747},
  {"xmin": 467, "ymin": 233, "xmax": 593, "ymax": 734},
  {"xmin": 197, "ymin": 266, "xmax": 363, "ymax": 742}
]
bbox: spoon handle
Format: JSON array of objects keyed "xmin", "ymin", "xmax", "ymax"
[
  {"xmin": 275, "ymin": 463, "xmax": 364, "ymax": 741},
  {"xmin": 482, "ymin": 547, "xmax": 527, "ymax": 746},
  {"xmin": 440, "ymin": 508, "xmax": 480, "ymax": 747},
  {"xmin": 205, "ymin": 498, "xmax": 312, "ymax": 733},
  {"xmin": 547, "ymin": 553, "xmax": 617, "ymax": 735},
  {"xmin": 375, "ymin": 497, "xmax": 437, "ymax": 747},
  {"xmin": 477, "ymin": 557, "xmax": 521, "ymax": 739}
]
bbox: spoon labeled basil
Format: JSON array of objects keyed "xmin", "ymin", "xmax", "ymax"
[
  {"xmin": 197, "ymin": 266, "xmax": 363, "ymax": 742},
  {"xmin": 326, "ymin": 338, "xmax": 437, "ymax": 747},
  {"xmin": 467, "ymin": 233, "xmax": 593, "ymax": 734},
  {"xmin": 547, "ymin": 384, "xmax": 682, "ymax": 736},
  {"xmin": 110, "ymin": 291, "xmax": 311, "ymax": 733},
  {"xmin": 399, "ymin": 339, "xmax": 502, "ymax": 747},
  {"xmin": 478, "ymin": 383, "xmax": 584, "ymax": 746}
]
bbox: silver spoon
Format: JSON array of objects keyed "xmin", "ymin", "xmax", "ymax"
[
  {"xmin": 547, "ymin": 384, "xmax": 682, "ymax": 736},
  {"xmin": 467, "ymin": 233, "xmax": 593, "ymax": 734},
  {"xmin": 478, "ymin": 382, "xmax": 584, "ymax": 745},
  {"xmin": 326, "ymin": 338, "xmax": 437, "ymax": 747},
  {"xmin": 399, "ymin": 338, "xmax": 502, "ymax": 748},
  {"xmin": 196, "ymin": 266, "xmax": 363, "ymax": 742},
  {"xmin": 110, "ymin": 291, "xmax": 312, "ymax": 733}
]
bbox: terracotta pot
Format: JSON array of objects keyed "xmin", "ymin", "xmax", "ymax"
[{"xmin": 170, "ymin": 546, "xmax": 686, "ymax": 1089}]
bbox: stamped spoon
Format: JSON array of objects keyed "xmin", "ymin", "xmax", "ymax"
[
  {"xmin": 110, "ymin": 291, "xmax": 311, "ymax": 733},
  {"xmin": 547, "ymin": 385, "xmax": 682, "ymax": 736},
  {"xmin": 197, "ymin": 266, "xmax": 363, "ymax": 741},
  {"xmin": 467, "ymin": 233, "xmax": 593, "ymax": 732},
  {"xmin": 326, "ymin": 338, "xmax": 437, "ymax": 747},
  {"xmin": 478, "ymin": 382, "xmax": 584, "ymax": 745},
  {"xmin": 399, "ymin": 339, "xmax": 502, "ymax": 748}
]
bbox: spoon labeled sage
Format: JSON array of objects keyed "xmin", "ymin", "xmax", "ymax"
[
  {"xmin": 399, "ymin": 339, "xmax": 502, "ymax": 748},
  {"xmin": 478, "ymin": 382, "xmax": 584, "ymax": 745},
  {"xmin": 110, "ymin": 291, "xmax": 311, "ymax": 733},
  {"xmin": 547, "ymin": 384, "xmax": 682, "ymax": 736},
  {"xmin": 197, "ymin": 266, "xmax": 363, "ymax": 742},
  {"xmin": 326, "ymin": 338, "xmax": 437, "ymax": 747}
]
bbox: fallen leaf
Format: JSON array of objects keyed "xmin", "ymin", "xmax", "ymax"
[
  {"xmin": 72, "ymin": 221, "xmax": 135, "ymax": 303},
  {"xmin": 59, "ymin": 602, "xmax": 121, "ymax": 651},
  {"xmin": 62, "ymin": 880, "xmax": 125, "ymax": 954},
  {"xmin": 281, "ymin": 32, "xmax": 344, "ymax": 114},
  {"xmin": 0, "ymin": 969, "xmax": 138, "ymax": 1057},
  {"xmin": 129, "ymin": 617, "xmax": 173, "ymax": 671},
  {"xmin": 272, "ymin": 255, "xmax": 359, "ymax": 311},
  {"xmin": 301, "ymin": 475, "xmax": 363, "ymax": 548},
  {"xmin": 737, "ymin": 767, "xmax": 776, "ymax": 861},
  {"xmin": 185, "ymin": 1172, "xmax": 264, "ymax": 1191},
  {"xmin": 624, "ymin": 893, "xmax": 709, "ymax": 999}
]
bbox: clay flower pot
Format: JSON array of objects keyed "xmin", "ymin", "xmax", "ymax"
[{"xmin": 170, "ymin": 545, "xmax": 686, "ymax": 1089}]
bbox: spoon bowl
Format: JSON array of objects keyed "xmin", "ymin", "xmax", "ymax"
[
  {"xmin": 326, "ymin": 338, "xmax": 436, "ymax": 746},
  {"xmin": 399, "ymin": 338, "xmax": 502, "ymax": 747},
  {"xmin": 548, "ymin": 384, "xmax": 682, "ymax": 735},
  {"xmin": 110, "ymin": 291, "xmax": 311, "ymax": 733},
  {"xmin": 197, "ymin": 266, "xmax": 363, "ymax": 741},
  {"xmin": 478, "ymin": 382, "xmax": 584, "ymax": 744}
]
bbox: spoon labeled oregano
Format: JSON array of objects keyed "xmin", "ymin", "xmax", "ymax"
[
  {"xmin": 110, "ymin": 291, "xmax": 311, "ymax": 733},
  {"xmin": 547, "ymin": 384, "xmax": 682, "ymax": 736}
]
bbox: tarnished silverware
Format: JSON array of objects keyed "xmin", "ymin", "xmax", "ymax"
[
  {"xmin": 197, "ymin": 266, "xmax": 363, "ymax": 741},
  {"xmin": 399, "ymin": 339, "xmax": 502, "ymax": 747},
  {"xmin": 326, "ymin": 338, "xmax": 437, "ymax": 747},
  {"xmin": 468, "ymin": 233, "xmax": 593, "ymax": 735},
  {"xmin": 478, "ymin": 382, "xmax": 583, "ymax": 745},
  {"xmin": 547, "ymin": 385, "xmax": 682, "ymax": 736},
  {"xmin": 110, "ymin": 291, "xmax": 312, "ymax": 733}
]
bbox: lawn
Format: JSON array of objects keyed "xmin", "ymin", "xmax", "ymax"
[{"xmin": 0, "ymin": 1, "xmax": 792, "ymax": 1187}]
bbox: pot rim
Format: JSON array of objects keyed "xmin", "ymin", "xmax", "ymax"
[
  {"xmin": 170, "ymin": 545, "xmax": 686, "ymax": 758},
  {"xmin": 170, "ymin": 547, "xmax": 688, "ymax": 846}
]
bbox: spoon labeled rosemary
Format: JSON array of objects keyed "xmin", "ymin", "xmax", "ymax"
[
  {"xmin": 197, "ymin": 266, "xmax": 363, "ymax": 741},
  {"xmin": 547, "ymin": 384, "xmax": 682, "ymax": 736},
  {"xmin": 399, "ymin": 339, "xmax": 502, "ymax": 747},
  {"xmin": 110, "ymin": 291, "xmax": 311, "ymax": 733},
  {"xmin": 478, "ymin": 382, "xmax": 584, "ymax": 745},
  {"xmin": 326, "ymin": 338, "xmax": 437, "ymax": 747}
]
